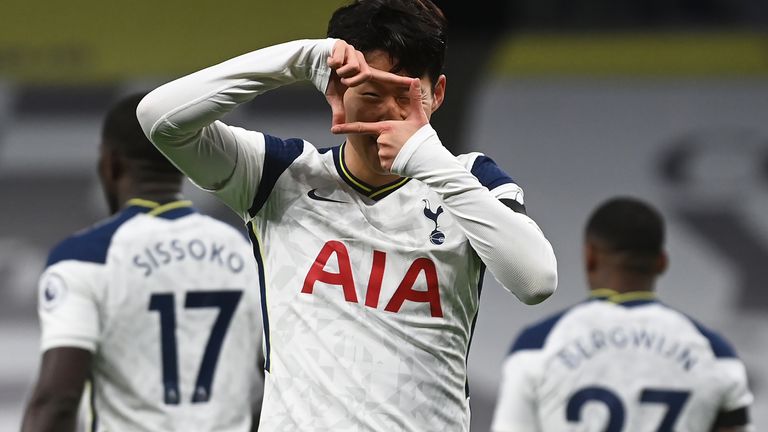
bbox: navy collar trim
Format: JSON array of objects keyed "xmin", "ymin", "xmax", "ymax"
[{"xmin": 331, "ymin": 144, "xmax": 410, "ymax": 200}]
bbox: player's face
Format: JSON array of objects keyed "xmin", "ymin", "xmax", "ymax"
[{"xmin": 342, "ymin": 50, "xmax": 445, "ymax": 174}]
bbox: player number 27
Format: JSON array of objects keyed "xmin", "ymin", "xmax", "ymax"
[
  {"xmin": 567, "ymin": 386, "xmax": 690, "ymax": 432},
  {"xmin": 148, "ymin": 290, "xmax": 243, "ymax": 405}
]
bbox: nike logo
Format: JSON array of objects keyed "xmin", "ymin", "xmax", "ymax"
[{"xmin": 308, "ymin": 189, "xmax": 348, "ymax": 204}]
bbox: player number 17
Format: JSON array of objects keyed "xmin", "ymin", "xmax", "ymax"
[{"xmin": 148, "ymin": 290, "xmax": 243, "ymax": 405}]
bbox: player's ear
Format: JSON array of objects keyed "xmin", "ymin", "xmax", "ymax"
[
  {"xmin": 98, "ymin": 146, "xmax": 111, "ymax": 182},
  {"xmin": 584, "ymin": 242, "xmax": 598, "ymax": 273},
  {"xmin": 655, "ymin": 251, "xmax": 669, "ymax": 275},
  {"xmin": 99, "ymin": 147, "xmax": 124, "ymax": 182},
  {"xmin": 430, "ymin": 74, "xmax": 446, "ymax": 113}
]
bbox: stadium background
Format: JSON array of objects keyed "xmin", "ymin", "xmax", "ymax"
[{"xmin": 1, "ymin": 0, "xmax": 767, "ymax": 429}]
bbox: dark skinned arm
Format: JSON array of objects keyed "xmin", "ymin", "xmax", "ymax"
[{"xmin": 21, "ymin": 348, "xmax": 92, "ymax": 432}]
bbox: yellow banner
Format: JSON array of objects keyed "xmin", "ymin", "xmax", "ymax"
[
  {"xmin": 493, "ymin": 32, "xmax": 768, "ymax": 77},
  {"xmin": 2, "ymin": 1, "xmax": 767, "ymax": 83},
  {"xmin": 0, "ymin": 0, "xmax": 344, "ymax": 83}
]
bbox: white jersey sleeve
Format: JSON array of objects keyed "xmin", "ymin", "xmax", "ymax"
[
  {"xmin": 491, "ymin": 351, "xmax": 542, "ymax": 432},
  {"xmin": 457, "ymin": 152, "xmax": 526, "ymax": 205},
  {"xmin": 37, "ymin": 261, "xmax": 103, "ymax": 353},
  {"xmin": 136, "ymin": 39, "xmax": 336, "ymax": 219},
  {"xmin": 719, "ymin": 359, "xmax": 752, "ymax": 412},
  {"xmin": 392, "ymin": 125, "xmax": 558, "ymax": 304}
]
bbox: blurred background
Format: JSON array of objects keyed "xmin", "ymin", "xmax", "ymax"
[{"xmin": 1, "ymin": 0, "xmax": 767, "ymax": 430}]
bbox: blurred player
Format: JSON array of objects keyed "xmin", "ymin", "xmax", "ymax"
[
  {"xmin": 21, "ymin": 94, "xmax": 263, "ymax": 432},
  {"xmin": 491, "ymin": 197, "xmax": 753, "ymax": 431},
  {"xmin": 137, "ymin": 0, "xmax": 558, "ymax": 429}
]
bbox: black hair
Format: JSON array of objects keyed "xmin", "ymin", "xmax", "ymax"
[
  {"xmin": 101, "ymin": 93, "xmax": 180, "ymax": 176},
  {"xmin": 586, "ymin": 197, "xmax": 665, "ymax": 272},
  {"xmin": 327, "ymin": 0, "xmax": 447, "ymax": 86}
]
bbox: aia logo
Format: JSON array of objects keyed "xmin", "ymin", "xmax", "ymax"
[
  {"xmin": 302, "ymin": 240, "xmax": 443, "ymax": 317},
  {"xmin": 422, "ymin": 199, "xmax": 445, "ymax": 245}
]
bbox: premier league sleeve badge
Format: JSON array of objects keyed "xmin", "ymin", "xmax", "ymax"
[{"xmin": 40, "ymin": 273, "xmax": 68, "ymax": 310}]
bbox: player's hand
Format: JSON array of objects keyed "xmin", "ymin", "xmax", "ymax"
[
  {"xmin": 330, "ymin": 78, "xmax": 428, "ymax": 172},
  {"xmin": 325, "ymin": 40, "xmax": 412, "ymax": 127}
]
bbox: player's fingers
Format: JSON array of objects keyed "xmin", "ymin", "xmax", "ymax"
[
  {"xmin": 408, "ymin": 78, "xmax": 428, "ymax": 121},
  {"xmin": 341, "ymin": 51, "xmax": 374, "ymax": 87},
  {"xmin": 331, "ymin": 109, "xmax": 346, "ymax": 128},
  {"xmin": 328, "ymin": 98, "xmax": 346, "ymax": 127},
  {"xmin": 369, "ymin": 68, "xmax": 414, "ymax": 88},
  {"xmin": 328, "ymin": 41, "xmax": 347, "ymax": 69},
  {"xmin": 331, "ymin": 121, "xmax": 387, "ymax": 135},
  {"xmin": 335, "ymin": 45, "xmax": 361, "ymax": 78}
]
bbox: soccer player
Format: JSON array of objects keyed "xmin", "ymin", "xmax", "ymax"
[
  {"xmin": 491, "ymin": 197, "xmax": 753, "ymax": 432},
  {"xmin": 137, "ymin": 0, "xmax": 558, "ymax": 429},
  {"xmin": 21, "ymin": 94, "xmax": 264, "ymax": 432}
]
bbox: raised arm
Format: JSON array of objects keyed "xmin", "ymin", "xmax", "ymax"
[
  {"xmin": 137, "ymin": 39, "xmax": 411, "ymax": 218},
  {"xmin": 332, "ymin": 79, "xmax": 557, "ymax": 304},
  {"xmin": 136, "ymin": 39, "xmax": 335, "ymax": 216}
]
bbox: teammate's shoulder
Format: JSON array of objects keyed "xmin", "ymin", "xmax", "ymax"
[
  {"xmin": 508, "ymin": 306, "xmax": 578, "ymax": 354},
  {"xmin": 133, "ymin": 204, "xmax": 248, "ymax": 241},
  {"xmin": 635, "ymin": 301, "xmax": 740, "ymax": 359},
  {"xmin": 46, "ymin": 209, "xmax": 140, "ymax": 267},
  {"xmin": 675, "ymin": 310, "xmax": 739, "ymax": 359},
  {"xmin": 193, "ymin": 213, "xmax": 251, "ymax": 241}
]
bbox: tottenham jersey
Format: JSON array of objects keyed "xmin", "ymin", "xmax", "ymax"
[
  {"xmin": 38, "ymin": 199, "xmax": 263, "ymax": 432},
  {"xmin": 491, "ymin": 291, "xmax": 753, "ymax": 432},
  {"xmin": 205, "ymin": 133, "xmax": 526, "ymax": 431}
]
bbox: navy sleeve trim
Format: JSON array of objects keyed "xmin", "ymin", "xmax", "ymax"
[
  {"xmin": 46, "ymin": 209, "xmax": 139, "ymax": 267},
  {"xmin": 470, "ymin": 155, "xmax": 515, "ymax": 191},
  {"xmin": 689, "ymin": 318, "xmax": 738, "ymax": 359},
  {"xmin": 248, "ymin": 135, "xmax": 304, "ymax": 217},
  {"xmin": 713, "ymin": 406, "xmax": 750, "ymax": 427},
  {"xmin": 509, "ymin": 309, "xmax": 569, "ymax": 354}
]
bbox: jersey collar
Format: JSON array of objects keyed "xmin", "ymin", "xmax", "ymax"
[
  {"xmin": 589, "ymin": 289, "xmax": 657, "ymax": 307},
  {"xmin": 331, "ymin": 143, "xmax": 411, "ymax": 201},
  {"xmin": 125, "ymin": 198, "xmax": 196, "ymax": 220}
]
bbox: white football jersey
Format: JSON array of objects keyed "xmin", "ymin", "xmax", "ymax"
[
  {"xmin": 491, "ymin": 291, "xmax": 753, "ymax": 432},
  {"xmin": 137, "ymin": 37, "xmax": 558, "ymax": 430},
  {"xmin": 210, "ymin": 135, "xmax": 525, "ymax": 431},
  {"xmin": 38, "ymin": 199, "xmax": 263, "ymax": 432}
]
